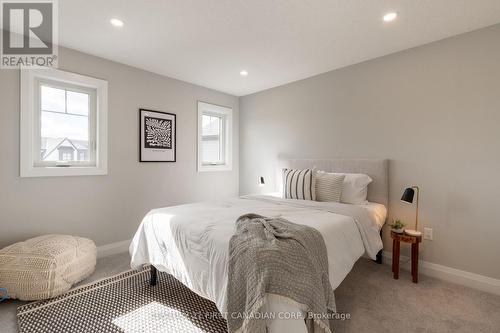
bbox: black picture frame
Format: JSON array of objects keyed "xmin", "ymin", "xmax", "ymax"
[{"xmin": 139, "ymin": 108, "xmax": 176, "ymax": 162}]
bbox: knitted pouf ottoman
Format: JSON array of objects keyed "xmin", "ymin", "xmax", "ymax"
[{"xmin": 0, "ymin": 234, "xmax": 96, "ymax": 301}]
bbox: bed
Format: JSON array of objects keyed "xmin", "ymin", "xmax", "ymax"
[{"xmin": 130, "ymin": 158, "xmax": 388, "ymax": 332}]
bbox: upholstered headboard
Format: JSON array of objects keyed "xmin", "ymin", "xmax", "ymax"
[{"xmin": 278, "ymin": 158, "xmax": 389, "ymax": 207}]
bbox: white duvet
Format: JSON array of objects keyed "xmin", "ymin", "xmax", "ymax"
[{"xmin": 130, "ymin": 195, "xmax": 385, "ymax": 332}]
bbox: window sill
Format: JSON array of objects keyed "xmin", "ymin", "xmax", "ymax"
[
  {"xmin": 198, "ymin": 164, "xmax": 232, "ymax": 172},
  {"xmin": 20, "ymin": 165, "xmax": 108, "ymax": 178}
]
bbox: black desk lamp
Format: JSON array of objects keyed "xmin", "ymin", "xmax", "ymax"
[{"xmin": 401, "ymin": 186, "xmax": 422, "ymax": 236}]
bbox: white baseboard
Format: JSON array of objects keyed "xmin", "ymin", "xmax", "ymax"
[
  {"xmin": 94, "ymin": 241, "xmax": 500, "ymax": 296},
  {"xmin": 97, "ymin": 239, "xmax": 131, "ymax": 259},
  {"xmin": 382, "ymin": 251, "xmax": 500, "ymax": 296}
]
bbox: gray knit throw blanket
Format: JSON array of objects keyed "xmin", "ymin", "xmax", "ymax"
[{"xmin": 227, "ymin": 213, "xmax": 335, "ymax": 333}]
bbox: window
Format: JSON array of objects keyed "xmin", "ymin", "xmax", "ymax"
[
  {"xmin": 197, "ymin": 102, "xmax": 232, "ymax": 172},
  {"xmin": 59, "ymin": 148, "xmax": 74, "ymax": 161},
  {"xmin": 39, "ymin": 83, "xmax": 92, "ymax": 165},
  {"xmin": 21, "ymin": 68, "xmax": 108, "ymax": 177},
  {"xmin": 201, "ymin": 114, "xmax": 223, "ymax": 164},
  {"xmin": 78, "ymin": 151, "xmax": 87, "ymax": 161}
]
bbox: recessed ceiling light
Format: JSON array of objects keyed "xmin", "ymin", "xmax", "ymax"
[
  {"xmin": 383, "ymin": 12, "xmax": 398, "ymax": 22},
  {"xmin": 110, "ymin": 18, "xmax": 124, "ymax": 27},
  {"xmin": 240, "ymin": 70, "xmax": 248, "ymax": 77}
]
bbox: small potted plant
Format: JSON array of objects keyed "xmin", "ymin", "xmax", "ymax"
[{"xmin": 390, "ymin": 220, "xmax": 405, "ymax": 233}]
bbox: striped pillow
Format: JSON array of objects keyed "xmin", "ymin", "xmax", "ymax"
[
  {"xmin": 282, "ymin": 168, "xmax": 316, "ymax": 200},
  {"xmin": 315, "ymin": 171, "xmax": 345, "ymax": 202}
]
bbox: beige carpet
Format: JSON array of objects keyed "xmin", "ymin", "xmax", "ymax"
[
  {"xmin": 334, "ymin": 259, "xmax": 500, "ymax": 333},
  {"xmin": 1, "ymin": 252, "xmax": 499, "ymax": 333}
]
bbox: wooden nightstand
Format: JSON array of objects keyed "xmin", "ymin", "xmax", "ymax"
[{"xmin": 391, "ymin": 230, "xmax": 422, "ymax": 283}]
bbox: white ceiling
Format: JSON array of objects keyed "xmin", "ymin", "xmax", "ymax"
[{"xmin": 59, "ymin": 0, "xmax": 500, "ymax": 96}]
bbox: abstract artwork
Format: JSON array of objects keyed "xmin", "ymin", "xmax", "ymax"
[
  {"xmin": 140, "ymin": 109, "xmax": 176, "ymax": 162},
  {"xmin": 144, "ymin": 117, "xmax": 172, "ymax": 149}
]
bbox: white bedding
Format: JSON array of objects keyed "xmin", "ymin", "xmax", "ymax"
[{"xmin": 130, "ymin": 195, "xmax": 385, "ymax": 332}]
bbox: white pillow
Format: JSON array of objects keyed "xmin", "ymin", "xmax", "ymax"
[
  {"xmin": 315, "ymin": 171, "xmax": 345, "ymax": 202},
  {"xmin": 323, "ymin": 172, "xmax": 372, "ymax": 204}
]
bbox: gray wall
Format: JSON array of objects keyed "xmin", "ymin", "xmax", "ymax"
[
  {"xmin": 239, "ymin": 25, "xmax": 500, "ymax": 279},
  {"xmin": 0, "ymin": 47, "xmax": 239, "ymax": 248}
]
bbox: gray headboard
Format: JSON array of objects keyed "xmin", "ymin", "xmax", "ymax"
[{"xmin": 279, "ymin": 158, "xmax": 389, "ymax": 207}]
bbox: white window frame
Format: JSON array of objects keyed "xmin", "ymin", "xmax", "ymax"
[
  {"xmin": 197, "ymin": 101, "xmax": 232, "ymax": 172},
  {"xmin": 20, "ymin": 68, "xmax": 108, "ymax": 177}
]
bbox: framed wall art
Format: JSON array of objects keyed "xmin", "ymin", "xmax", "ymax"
[{"xmin": 139, "ymin": 109, "xmax": 176, "ymax": 162}]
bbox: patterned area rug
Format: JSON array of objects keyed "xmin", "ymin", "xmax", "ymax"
[{"xmin": 17, "ymin": 268, "xmax": 228, "ymax": 333}]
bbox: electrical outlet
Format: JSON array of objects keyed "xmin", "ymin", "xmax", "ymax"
[{"xmin": 424, "ymin": 227, "xmax": 433, "ymax": 240}]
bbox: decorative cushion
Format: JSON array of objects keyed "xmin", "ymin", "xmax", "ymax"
[
  {"xmin": 282, "ymin": 168, "xmax": 316, "ymax": 200},
  {"xmin": 315, "ymin": 171, "xmax": 345, "ymax": 202},
  {"xmin": 0, "ymin": 234, "xmax": 96, "ymax": 301}
]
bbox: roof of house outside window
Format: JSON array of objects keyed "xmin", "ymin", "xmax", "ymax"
[{"xmin": 41, "ymin": 137, "xmax": 89, "ymax": 160}]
